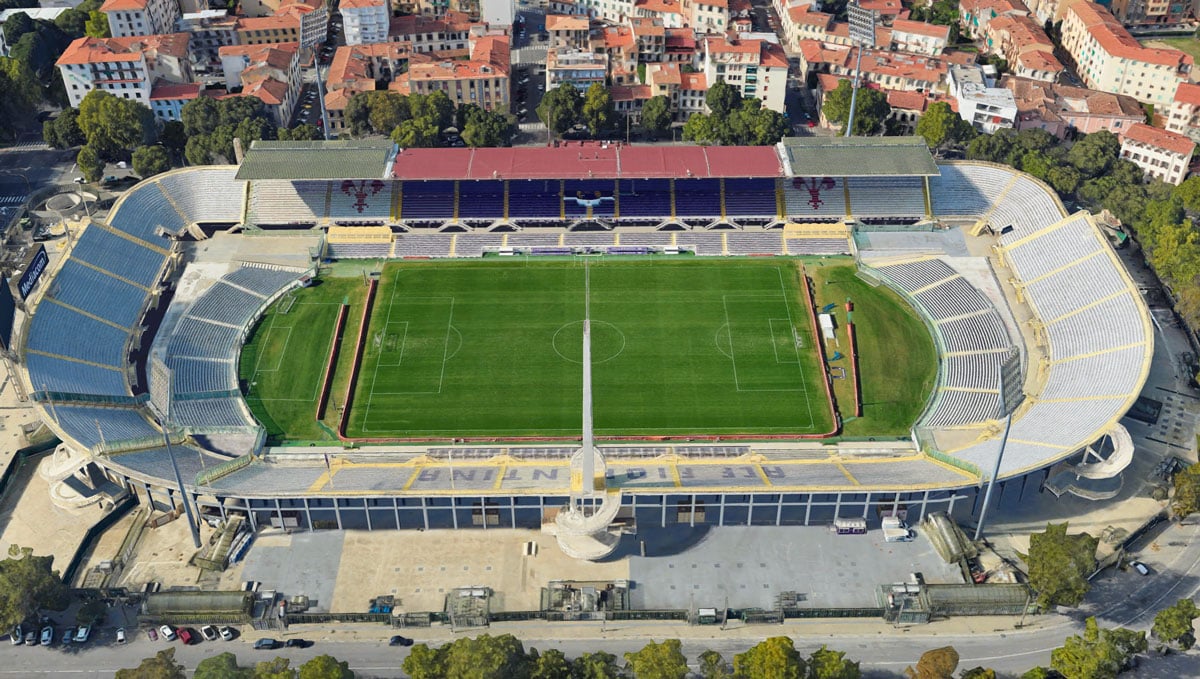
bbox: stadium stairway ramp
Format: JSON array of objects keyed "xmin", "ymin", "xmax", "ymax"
[
  {"xmin": 392, "ymin": 182, "xmax": 403, "ymax": 221},
  {"xmin": 775, "ymin": 178, "xmax": 786, "ymax": 219},
  {"xmin": 453, "ymin": 182, "xmax": 460, "ymax": 221},
  {"xmin": 843, "ymin": 180, "xmax": 852, "ymax": 218},
  {"xmin": 158, "ymin": 183, "xmax": 190, "ymax": 224},
  {"xmin": 550, "ymin": 490, "xmax": 625, "ymax": 561},
  {"xmin": 612, "ymin": 179, "xmax": 620, "ymax": 219},
  {"xmin": 449, "ymin": 234, "xmax": 458, "ymax": 257},
  {"xmin": 323, "ymin": 182, "xmax": 333, "ymax": 219},
  {"xmin": 719, "ymin": 178, "xmax": 726, "ymax": 220},
  {"xmin": 502, "ymin": 181, "xmax": 510, "ymax": 220},
  {"xmin": 559, "ymin": 180, "xmax": 566, "ymax": 220},
  {"xmin": 669, "ymin": 179, "xmax": 677, "ymax": 220}
]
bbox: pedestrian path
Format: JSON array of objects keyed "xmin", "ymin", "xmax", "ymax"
[{"xmin": 0, "ymin": 194, "xmax": 27, "ymax": 206}]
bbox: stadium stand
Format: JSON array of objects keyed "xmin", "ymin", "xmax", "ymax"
[
  {"xmin": 247, "ymin": 181, "xmax": 326, "ymax": 224},
  {"xmin": 167, "ymin": 318, "xmax": 241, "ymax": 359},
  {"xmin": 723, "ymin": 178, "xmax": 778, "ymax": 217},
  {"xmin": 674, "ymin": 179, "xmax": 722, "ymax": 217},
  {"xmin": 616, "ymin": 179, "xmax": 672, "ymax": 218},
  {"xmin": 509, "ymin": 233, "xmax": 561, "ymax": 248},
  {"xmin": 168, "ymin": 357, "xmax": 236, "ymax": 394},
  {"xmin": 987, "ymin": 175, "xmax": 1067, "ymax": 236},
  {"xmin": 785, "ymin": 238, "xmax": 850, "ymax": 255},
  {"xmin": 927, "ymin": 164, "xmax": 1013, "ymax": 216},
  {"xmin": 564, "ymin": 232, "xmax": 616, "ymax": 247},
  {"xmin": 171, "ymin": 396, "xmax": 252, "ymax": 428},
  {"xmin": 455, "ymin": 233, "xmax": 505, "ymax": 256},
  {"xmin": 156, "ymin": 167, "xmax": 245, "ymax": 223},
  {"xmin": 27, "ymin": 303, "xmax": 129, "ymax": 367},
  {"xmin": 47, "ymin": 260, "xmax": 148, "ymax": 329},
  {"xmin": 329, "ymin": 179, "xmax": 392, "ymax": 220},
  {"xmin": 401, "ymin": 181, "xmax": 456, "ymax": 221},
  {"xmin": 783, "ymin": 177, "xmax": 846, "ymax": 219},
  {"xmin": 71, "ymin": 227, "xmax": 167, "ymax": 289},
  {"xmin": 508, "ymin": 181, "xmax": 564, "ymax": 219},
  {"xmin": 109, "ymin": 182, "xmax": 187, "ymax": 242},
  {"xmin": 846, "ymin": 176, "xmax": 926, "ymax": 219},
  {"xmin": 327, "ymin": 242, "xmax": 391, "ymax": 258},
  {"xmin": 458, "ymin": 182, "xmax": 506, "ymax": 219},
  {"xmin": 616, "ymin": 232, "xmax": 672, "ymax": 247},
  {"xmin": 187, "ymin": 284, "xmax": 266, "ymax": 326},
  {"xmin": 725, "ymin": 232, "xmax": 784, "ymax": 255},
  {"xmin": 49, "ymin": 405, "xmax": 159, "ymax": 450},
  {"xmin": 27, "ymin": 354, "xmax": 127, "ymax": 397},
  {"xmin": 394, "ymin": 234, "xmax": 453, "ymax": 257},
  {"xmin": 675, "ymin": 232, "xmax": 724, "ymax": 255}
]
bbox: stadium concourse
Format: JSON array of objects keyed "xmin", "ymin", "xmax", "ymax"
[{"xmin": 14, "ymin": 137, "xmax": 1151, "ymax": 555}]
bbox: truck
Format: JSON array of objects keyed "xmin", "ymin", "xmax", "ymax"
[{"xmin": 882, "ymin": 516, "xmax": 915, "ymax": 543}]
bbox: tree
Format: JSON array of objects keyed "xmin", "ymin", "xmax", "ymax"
[
  {"xmin": 43, "ymin": 108, "xmax": 84, "ymax": 149},
  {"xmin": 822, "ymin": 79, "xmax": 891, "ymax": 136},
  {"xmin": 1020, "ymin": 668, "xmax": 1061, "ymax": 679},
  {"xmin": 2, "ymin": 11, "xmax": 33, "ymax": 48},
  {"xmin": 571, "ymin": 651, "xmax": 621, "ymax": 679},
  {"xmin": 538, "ymin": 84, "xmax": 583, "ymax": 138},
  {"xmin": 1173, "ymin": 176, "xmax": 1200, "ymax": 212},
  {"xmin": 184, "ymin": 135, "xmax": 212, "ymax": 166},
  {"xmin": 252, "ymin": 658, "xmax": 294, "ymax": 679},
  {"xmin": 1020, "ymin": 522, "xmax": 1098, "ymax": 608},
  {"xmin": 181, "ymin": 96, "xmax": 220, "ymax": 137},
  {"xmin": 1173, "ymin": 462, "xmax": 1200, "ymax": 517},
  {"xmin": 115, "ymin": 648, "xmax": 186, "ymax": 679},
  {"xmin": 83, "ymin": 10, "xmax": 108, "ymax": 37},
  {"xmin": 366, "ymin": 91, "xmax": 410, "ymax": 135},
  {"xmin": 1152, "ymin": 598, "xmax": 1199, "ymax": 651},
  {"xmin": 0, "ymin": 546, "xmax": 68, "ymax": 631},
  {"xmin": 278, "ymin": 123, "xmax": 321, "ymax": 141},
  {"xmin": 462, "ymin": 107, "xmax": 513, "ymax": 147},
  {"xmin": 531, "ymin": 648, "xmax": 571, "ymax": 679},
  {"xmin": 706, "ymin": 79, "xmax": 741, "ymax": 118},
  {"xmin": 440, "ymin": 633, "xmax": 531, "ymax": 678},
  {"xmin": 342, "ymin": 91, "xmax": 374, "ymax": 136},
  {"xmin": 1067, "ymin": 130, "xmax": 1120, "ymax": 178},
  {"xmin": 582, "ymin": 82, "xmax": 614, "ymax": 137},
  {"xmin": 915, "ymin": 102, "xmax": 972, "ymax": 152},
  {"xmin": 640, "ymin": 95, "xmax": 671, "ymax": 139},
  {"xmin": 76, "ymin": 89, "xmax": 155, "ymax": 158},
  {"xmin": 298, "ymin": 654, "xmax": 354, "ymax": 679},
  {"xmin": 76, "ymin": 143, "xmax": 104, "ymax": 181},
  {"xmin": 76, "ymin": 599, "xmax": 107, "ymax": 625},
  {"xmin": 697, "ymin": 650, "xmax": 732, "ymax": 679},
  {"xmin": 409, "ymin": 90, "xmax": 454, "ymax": 132},
  {"xmin": 624, "ymin": 639, "xmax": 688, "ymax": 679},
  {"xmin": 159, "ymin": 120, "xmax": 187, "ymax": 154},
  {"xmin": 195, "ymin": 653, "xmax": 249, "ymax": 679},
  {"xmin": 391, "ymin": 116, "xmax": 439, "ymax": 147},
  {"xmin": 967, "ymin": 129, "xmax": 1014, "ymax": 163},
  {"xmin": 1050, "ymin": 617, "xmax": 1145, "ymax": 679},
  {"xmin": 132, "ymin": 144, "xmax": 170, "ymax": 178},
  {"xmin": 904, "ymin": 646, "xmax": 958, "ymax": 679},
  {"xmin": 960, "ymin": 669, "xmax": 996, "ymax": 679},
  {"xmin": 733, "ymin": 636, "xmax": 805, "ymax": 679},
  {"xmin": 402, "ymin": 644, "xmax": 445, "ymax": 679},
  {"xmin": 808, "ymin": 646, "xmax": 861, "ymax": 679},
  {"xmin": 1045, "ymin": 165, "xmax": 1081, "ymax": 196},
  {"xmin": 682, "ymin": 113, "xmax": 719, "ymax": 144}
]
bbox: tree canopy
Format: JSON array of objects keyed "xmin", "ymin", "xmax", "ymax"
[
  {"xmin": 401, "ymin": 633, "xmax": 531, "ymax": 679},
  {"xmin": 904, "ymin": 646, "xmax": 959, "ymax": 679},
  {"xmin": 1152, "ymin": 598, "xmax": 1199, "ymax": 651},
  {"xmin": 1172, "ymin": 461, "xmax": 1200, "ymax": 517},
  {"xmin": 1021, "ymin": 523, "xmax": 1098, "ymax": 609},
  {"xmin": 115, "ymin": 648, "xmax": 186, "ymax": 679},
  {"xmin": 733, "ymin": 636, "xmax": 806, "ymax": 679},
  {"xmin": 640, "ymin": 95, "xmax": 672, "ymax": 139},
  {"xmin": 132, "ymin": 145, "xmax": 171, "ymax": 178},
  {"xmin": 808, "ymin": 645, "xmax": 861, "ymax": 679},
  {"xmin": 538, "ymin": 84, "xmax": 584, "ymax": 138},
  {"xmin": 0, "ymin": 545, "xmax": 69, "ymax": 630},
  {"xmin": 179, "ymin": 95, "xmax": 276, "ymax": 163},
  {"xmin": 821, "ymin": 78, "xmax": 892, "ymax": 136},
  {"xmin": 1050, "ymin": 617, "xmax": 1145, "ymax": 679},
  {"xmin": 684, "ymin": 89, "xmax": 788, "ymax": 146},
  {"xmin": 915, "ymin": 101, "xmax": 975, "ymax": 151},
  {"xmin": 582, "ymin": 82, "xmax": 614, "ymax": 137},
  {"xmin": 624, "ymin": 638, "xmax": 688, "ymax": 679}
]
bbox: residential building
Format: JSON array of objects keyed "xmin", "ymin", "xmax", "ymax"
[
  {"xmin": 575, "ymin": 0, "xmax": 729, "ymax": 31},
  {"xmin": 342, "ymin": 0, "xmax": 390, "ymax": 45},
  {"xmin": 482, "ymin": 0, "xmax": 514, "ymax": 27},
  {"xmin": 664, "ymin": 27, "xmax": 698, "ymax": 63},
  {"xmin": 1005, "ymin": 75, "xmax": 1145, "ymax": 138},
  {"xmin": 100, "ymin": 0, "xmax": 181, "ymax": 38},
  {"xmin": 389, "ymin": 12, "xmax": 478, "ymax": 54},
  {"xmin": 702, "ymin": 35, "xmax": 787, "ymax": 111},
  {"xmin": 149, "ymin": 80, "xmax": 201, "ymax": 121},
  {"xmin": 949, "ymin": 64, "xmax": 1017, "ymax": 133},
  {"xmin": 56, "ymin": 33, "xmax": 192, "ymax": 108},
  {"xmin": 397, "ymin": 35, "xmax": 510, "ymax": 110},
  {"xmin": 958, "ymin": 0, "xmax": 1027, "ymax": 39},
  {"xmin": 889, "ymin": 19, "xmax": 949, "ymax": 56},
  {"xmin": 323, "ymin": 41, "xmax": 412, "ymax": 132},
  {"xmin": 547, "ymin": 47, "xmax": 608, "ymax": 91},
  {"xmin": 236, "ymin": 13, "xmax": 301, "ymax": 46},
  {"xmin": 1120, "ymin": 122, "xmax": 1195, "ymax": 185},
  {"xmin": 599, "ymin": 25, "xmax": 639, "ymax": 83},
  {"xmin": 777, "ymin": 2, "xmax": 832, "ymax": 52},
  {"xmin": 629, "ymin": 17, "xmax": 666, "ymax": 63},
  {"xmin": 980, "ymin": 12, "xmax": 1063, "ymax": 82},
  {"xmin": 887, "ymin": 87, "xmax": 932, "ymax": 134},
  {"xmin": 218, "ymin": 41, "xmax": 301, "ymax": 126},
  {"xmin": 1107, "ymin": 0, "xmax": 1194, "ymax": 26},
  {"xmin": 1060, "ymin": 1, "xmax": 1190, "ymax": 106},
  {"xmin": 1167, "ymin": 82, "xmax": 1200, "ymax": 142},
  {"xmin": 797, "ymin": 39, "xmax": 949, "ymax": 94},
  {"xmin": 612, "ymin": 83, "xmax": 652, "ymax": 121},
  {"xmin": 0, "ymin": 7, "xmax": 67, "ymax": 57},
  {"xmin": 645, "ymin": 61, "xmax": 707, "ymax": 119},
  {"xmin": 177, "ymin": 10, "xmax": 238, "ymax": 72},
  {"xmin": 547, "ymin": 14, "xmax": 591, "ymax": 49}
]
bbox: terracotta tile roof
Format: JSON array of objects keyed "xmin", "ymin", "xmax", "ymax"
[
  {"xmin": 887, "ymin": 89, "xmax": 929, "ymax": 112},
  {"xmin": 634, "ymin": 0, "xmax": 686, "ymax": 14},
  {"xmin": 1123, "ymin": 122, "xmax": 1196, "ymax": 156},
  {"xmin": 241, "ymin": 77, "xmax": 290, "ymax": 105},
  {"xmin": 471, "ymin": 35, "xmax": 510, "ymax": 71},
  {"xmin": 649, "ymin": 62, "xmax": 681, "ymax": 84},
  {"xmin": 859, "ymin": 0, "xmax": 903, "ymax": 13},
  {"xmin": 761, "ymin": 41, "xmax": 788, "ymax": 68},
  {"xmin": 236, "ymin": 14, "xmax": 300, "ymax": 31},
  {"xmin": 339, "ymin": 0, "xmax": 386, "ymax": 8},
  {"xmin": 219, "ymin": 42, "xmax": 299, "ymax": 71},
  {"xmin": 1069, "ymin": 1, "xmax": 1192, "ymax": 69},
  {"xmin": 546, "ymin": 14, "xmax": 589, "ymax": 31},
  {"xmin": 1016, "ymin": 49, "xmax": 1064, "ymax": 73},
  {"xmin": 890, "ymin": 19, "xmax": 950, "ymax": 41},
  {"xmin": 602, "ymin": 26, "xmax": 635, "ymax": 48},
  {"xmin": 150, "ymin": 80, "xmax": 201, "ymax": 100},
  {"xmin": 705, "ymin": 35, "xmax": 759, "ymax": 54},
  {"xmin": 959, "ymin": 0, "xmax": 1023, "ymax": 16},
  {"xmin": 1004, "ymin": 75, "xmax": 1144, "ymax": 120},
  {"xmin": 816, "ymin": 72, "xmax": 844, "ymax": 93},
  {"xmin": 99, "ymin": 0, "xmax": 147, "ymax": 11},
  {"xmin": 680, "ymin": 71, "xmax": 707, "ymax": 90},
  {"xmin": 1174, "ymin": 82, "xmax": 1200, "ymax": 107},
  {"xmin": 611, "ymin": 84, "xmax": 653, "ymax": 101},
  {"xmin": 695, "ymin": 0, "xmax": 728, "ymax": 7},
  {"xmin": 55, "ymin": 36, "xmax": 145, "ymax": 66},
  {"xmin": 107, "ymin": 33, "xmax": 191, "ymax": 59},
  {"xmin": 408, "ymin": 56, "xmax": 509, "ymax": 82},
  {"xmin": 789, "ymin": 5, "xmax": 832, "ymax": 28},
  {"xmin": 629, "ymin": 16, "xmax": 666, "ymax": 36}
]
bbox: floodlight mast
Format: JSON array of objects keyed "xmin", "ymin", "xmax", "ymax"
[
  {"xmin": 845, "ymin": 2, "xmax": 877, "ymax": 137},
  {"xmin": 973, "ymin": 349, "xmax": 1024, "ymax": 542},
  {"xmin": 579, "ymin": 260, "xmax": 595, "ymax": 505}
]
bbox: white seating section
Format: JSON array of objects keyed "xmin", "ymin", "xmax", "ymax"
[
  {"xmin": 725, "ymin": 232, "xmax": 784, "ymax": 255},
  {"xmin": 394, "ymin": 234, "xmax": 453, "ymax": 257},
  {"xmin": 783, "ymin": 177, "xmax": 846, "ymax": 219},
  {"xmin": 247, "ymin": 181, "xmax": 326, "ymax": 224},
  {"xmin": 846, "ymin": 176, "xmax": 926, "ymax": 219},
  {"xmin": 926, "ymin": 163, "xmax": 1151, "ymax": 476},
  {"xmin": 455, "ymin": 233, "xmax": 504, "ymax": 257},
  {"xmin": 327, "ymin": 242, "xmax": 390, "ymax": 259},
  {"xmin": 874, "ymin": 258, "xmax": 1011, "ymax": 428},
  {"xmin": 786, "ymin": 238, "xmax": 850, "ymax": 255},
  {"xmin": 157, "ymin": 168, "xmax": 245, "ymax": 223},
  {"xmin": 675, "ymin": 232, "xmax": 723, "ymax": 255}
]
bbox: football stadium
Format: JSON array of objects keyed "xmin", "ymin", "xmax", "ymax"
[{"xmin": 18, "ymin": 137, "xmax": 1152, "ymax": 559}]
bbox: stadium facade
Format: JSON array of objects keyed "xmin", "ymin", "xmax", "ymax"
[{"xmin": 17, "ymin": 137, "xmax": 1151, "ymax": 551}]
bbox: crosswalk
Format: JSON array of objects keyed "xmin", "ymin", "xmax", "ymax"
[
  {"xmin": 0, "ymin": 194, "xmax": 28, "ymax": 206},
  {"xmin": 0, "ymin": 140, "xmax": 50, "ymax": 153}
]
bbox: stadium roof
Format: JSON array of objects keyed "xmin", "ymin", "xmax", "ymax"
[
  {"xmin": 235, "ymin": 140, "xmax": 395, "ymax": 180},
  {"xmin": 390, "ymin": 143, "xmax": 785, "ymax": 180},
  {"xmin": 779, "ymin": 137, "xmax": 939, "ymax": 177}
]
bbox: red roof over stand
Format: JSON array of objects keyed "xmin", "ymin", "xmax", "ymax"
[{"xmin": 391, "ymin": 143, "xmax": 785, "ymax": 180}]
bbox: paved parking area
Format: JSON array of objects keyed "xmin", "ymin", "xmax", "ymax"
[
  {"xmin": 240, "ymin": 531, "xmax": 345, "ymax": 612},
  {"xmin": 628, "ymin": 526, "xmax": 963, "ymax": 610}
]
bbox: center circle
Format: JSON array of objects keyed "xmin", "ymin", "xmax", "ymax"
[{"xmin": 552, "ymin": 320, "xmax": 626, "ymax": 364}]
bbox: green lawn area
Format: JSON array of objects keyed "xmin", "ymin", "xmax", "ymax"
[
  {"xmin": 240, "ymin": 256, "xmax": 937, "ymax": 441},
  {"xmin": 1140, "ymin": 36, "xmax": 1200, "ymax": 61}
]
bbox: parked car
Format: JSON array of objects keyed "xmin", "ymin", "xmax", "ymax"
[
  {"xmin": 40, "ymin": 626, "xmax": 53, "ymax": 646},
  {"xmin": 73, "ymin": 625, "xmax": 90, "ymax": 644},
  {"xmin": 10, "ymin": 625, "xmax": 21, "ymax": 645},
  {"xmin": 177, "ymin": 628, "xmax": 195, "ymax": 645},
  {"xmin": 254, "ymin": 638, "xmax": 281, "ymax": 650},
  {"xmin": 200, "ymin": 625, "xmax": 218, "ymax": 642},
  {"xmin": 285, "ymin": 638, "xmax": 312, "ymax": 648},
  {"xmin": 61, "ymin": 627, "xmax": 74, "ymax": 645},
  {"xmin": 24, "ymin": 630, "xmax": 36, "ymax": 645},
  {"xmin": 146, "ymin": 627, "xmax": 158, "ymax": 642},
  {"xmin": 1131, "ymin": 560, "xmax": 1150, "ymax": 576},
  {"xmin": 159, "ymin": 625, "xmax": 176, "ymax": 642},
  {"xmin": 115, "ymin": 627, "xmax": 127, "ymax": 644},
  {"xmin": 219, "ymin": 626, "xmax": 235, "ymax": 641},
  {"xmin": 389, "ymin": 635, "xmax": 413, "ymax": 647}
]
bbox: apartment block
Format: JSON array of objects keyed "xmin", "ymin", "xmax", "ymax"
[
  {"xmin": 323, "ymin": 41, "xmax": 413, "ymax": 132},
  {"xmin": 889, "ymin": 19, "xmax": 950, "ymax": 56},
  {"xmin": 1005, "ymin": 75, "xmax": 1145, "ymax": 138},
  {"xmin": 56, "ymin": 33, "xmax": 192, "ymax": 108},
  {"xmin": 397, "ymin": 35, "xmax": 510, "ymax": 110},
  {"xmin": 177, "ymin": 10, "xmax": 238, "ymax": 72},
  {"xmin": 702, "ymin": 35, "xmax": 787, "ymax": 112},
  {"xmin": 342, "ymin": 0, "xmax": 390, "ymax": 45},
  {"xmin": 547, "ymin": 14, "xmax": 592, "ymax": 49},
  {"xmin": 389, "ymin": 11, "xmax": 478, "ymax": 54},
  {"xmin": 1060, "ymin": 1, "xmax": 1190, "ymax": 106},
  {"xmin": 981, "ymin": 13, "xmax": 1063, "ymax": 82},
  {"xmin": 1120, "ymin": 122, "xmax": 1195, "ymax": 185},
  {"xmin": 949, "ymin": 64, "xmax": 1017, "ymax": 133},
  {"xmin": 100, "ymin": 0, "xmax": 181, "ymax": 38},
  {"xmin": 218, "ymin": 41, "xmax": 301, "ymax": 126},
  {"xmin": 149, "ymin": 80, "xmax": 201, "ymax": 121},
  {"xmin": 1167, "ymin": 82, "xmax": 1200, "ymax": 142},
  {"xmin": 547, "ymin": 47, "xmax": 609, "ymax": 90}
]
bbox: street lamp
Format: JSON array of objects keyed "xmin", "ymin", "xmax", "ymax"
[{"xmin": 73, "ymin": 177, "xmax": 91, "ymax": 217}]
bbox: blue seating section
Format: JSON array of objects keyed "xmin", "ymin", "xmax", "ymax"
[
  {"xmin": 168, "ymin": 357, "xmax": 236, "ymax": 394},
  {"xmin": 617, "ymin": 179, "xmax": 671, "ymax": 217},
  {"xmin": 188, "ymin": 283, "xmax": 265, "ymax": 326},
  {"xmin": 171, "ymin": 397, "xmax": 248, "ymax": 428},
  {"xmin": 458, "ymin": 182, "xmax": 505, "ymax": 218},
  {"xmin": 167, "ymin": 318, "xmax": 240, "ymax": 359},
  {"xmin": 401, "ymin": 181, "xmax": 455, "ymax": 219},
  {"xmin": 508, "ymin": 181, "xmax": 562, "ymax": 218},
  {"xmin": 51, "ymin": 405, "xmax": 159, "ymax": 449},
  {"xmin": 110, "ymin": 182, "xmax": 185, "ymax": 243},
  {"xmin": 723, "ymin": 178, "xmax": 777, "ymax": 216},
  {"xmin": 223, "ymin": 266, "xmax": 301, "ymax": 295},
  {"xmin": 675, "ymin": 179, "xmax": 721, "ymax": 217},
  {"xmin": 72, "ymin": 227, "xmax": 166, "ymax": 289},
  {"xmin": 26, "ymin": 354, "xmax": 127, "ymax": 396},
  {"xmin": 49, "ymin": 260, "xmax": 147, "ymax": 328},
  {"xmin": 28, "ymin": 303, "xmax": 128, "ymax": 367}
]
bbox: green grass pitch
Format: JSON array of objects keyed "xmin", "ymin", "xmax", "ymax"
[{"xmin": 240, "ymin": 257, "xmax": 936, "ymax": 441}]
